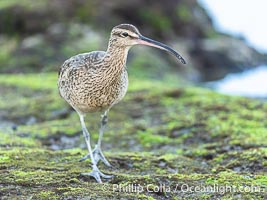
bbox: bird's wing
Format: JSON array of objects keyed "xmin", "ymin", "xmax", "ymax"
[{"xmin": 58, "ymin": 51, "xmax": 106, "ymax": 78}]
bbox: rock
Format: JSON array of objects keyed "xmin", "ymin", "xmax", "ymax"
[
  {"xmin": 0, "ymin": 0, "xmax": 266, "ymax": 81},
  {"xmin": 190, "ymin": 35, "xmax": 267, "ymax": 81}
]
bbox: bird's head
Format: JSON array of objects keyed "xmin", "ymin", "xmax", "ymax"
[{"xmin": 109, "ymin": 24, "xmax": 186, "ymax": 64}]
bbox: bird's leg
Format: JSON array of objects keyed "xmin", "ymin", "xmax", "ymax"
[
  {"xmin": 92, "ymin": 110, "xmax": 112, "ymax": 167},
  {"xmin": 78, "ymin": 114, "xmax": 112, "ymax": 183},
  {"xmin": 79, "ymin": 111, "xmax": 111, "ymax": 167}
]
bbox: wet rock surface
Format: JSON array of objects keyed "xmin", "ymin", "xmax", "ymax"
[{"xmin": 0, "ymin": 73, "xmax": 266, "ymax": 199}]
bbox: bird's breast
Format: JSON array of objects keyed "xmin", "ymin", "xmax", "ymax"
[{"xmin": 59, "ymin": 67, "xmax": 128, "ymax": 113}]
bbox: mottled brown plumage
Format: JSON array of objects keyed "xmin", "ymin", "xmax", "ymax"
[
  {"xmin": 58, "ymin": 51, "xmax": 128, "ymax": 113},
  {"xmin": 58, "ymin": 24, "xmax": 186, "ymax": 183}
]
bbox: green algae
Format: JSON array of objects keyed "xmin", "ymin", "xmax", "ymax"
[
  {"xmin": 0, "ymin": 130, "xmax": 40, "ymax": 147},
  {"xmin": 0, "ymin": 73, "xmax": 267, "ymax": 199}
]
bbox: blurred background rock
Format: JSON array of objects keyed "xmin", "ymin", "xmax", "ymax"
[{"xmin": 1, "ymin": 0, "xmax": 266, "ymax": 82}]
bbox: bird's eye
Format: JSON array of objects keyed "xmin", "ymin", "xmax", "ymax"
[{"xmin": 121, "ymin": 32, "xmax": 129, "ymax": 37}]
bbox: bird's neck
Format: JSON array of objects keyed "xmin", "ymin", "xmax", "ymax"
[
  {"xmin": 104, "ymin": 45, "xmax": 130, "ymax": 71},
  {"xmin": 100, "ymin": 45, "xmax": 129, "ymax": 86}
]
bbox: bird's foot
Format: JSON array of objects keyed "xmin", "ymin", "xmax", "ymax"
[
  {"xmin": 81, "ymin": 165, "xmax": 113, "ymax": 183},
  {"xmin": 79, "ymin": 146, "xmax": 112, "ymax": 167},
  {"xmin": 92, "ymin": 145, "xmax": 112, "ymax": 167},
  {"xmin": 79, "ymin": 153, "xmax": 90, "ymax": 162}
]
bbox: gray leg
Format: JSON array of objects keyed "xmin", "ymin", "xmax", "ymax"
[
  {"xmin": 78, "ymin": 114, "xmax": 112, "ymax": 183},
  {"xmin": 93, "ymin": 110, "xmax": 112, "ymax": 167},
  {"xmin": 80, "ymin": 110, "xmax": 111, "ymax": 167}
]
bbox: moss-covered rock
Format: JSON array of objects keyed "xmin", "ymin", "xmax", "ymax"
[{"xmin": 0, "ymin": 73, "xmax": 267, "ymax": 199}]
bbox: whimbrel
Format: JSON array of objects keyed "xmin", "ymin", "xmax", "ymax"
[{"xmin": 58, "ymin": 24, "xmax": 186, "ymax": 183}]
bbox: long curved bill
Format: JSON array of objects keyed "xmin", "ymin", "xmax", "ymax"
[{"xmin": 137, "ymin": 35, "xmax": 186, "ymax": 64}]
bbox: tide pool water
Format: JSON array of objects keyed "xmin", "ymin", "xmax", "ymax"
[{"xmin": 211, "ymin": 65, "xmax": 267, "ymax": 98}]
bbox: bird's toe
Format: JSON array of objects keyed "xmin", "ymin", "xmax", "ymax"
[
  {"xmin": 81, "ymin": 165, "xmax": 113, "ymax": 183},
  {"xmin": 93, "ymin": 146, "xmax": 112, "ymax": 167}
]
